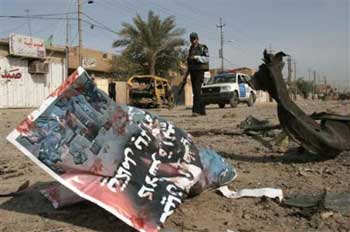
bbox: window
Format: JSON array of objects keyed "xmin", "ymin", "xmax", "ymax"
[
  {"xmin": 207, "ymin": 74, "xmax": 236, "ymax": 84},
  {"xmin": 238, "ymin": 75, "xmax": 244, "ymax": 84}
]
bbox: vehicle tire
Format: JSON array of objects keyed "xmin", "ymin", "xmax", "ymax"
[
  {"xmin": 218, "ymin": 103, "xmax": 225, "ymax": 108},
  {"xmin": 230, "ymin": 92, "xmax": 239, "ymax": 108},
  {"xmin": 247, "ymin": 93, "xmax": 255, "ymax": 107}
]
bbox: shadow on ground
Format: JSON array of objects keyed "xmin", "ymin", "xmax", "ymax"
[
  {"xmin": 218, "ymin": 147, "xmax": 333, "ymax": 164},
  {"xmin": 0, "ymin": 181, "xmax": 136, "ymax": 232}
]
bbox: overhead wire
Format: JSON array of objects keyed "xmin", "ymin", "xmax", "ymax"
[
  {"xmin": 174, "ymin": 0, "xmax": 268, "ymax": 61},
  {"xmin": 81, "ymin": 25, "xmax": 116, "ymax": 50},
  {"xmin": 0, "ymin": 15, "xmax": 118, "ymax": 36},
  {"xmin": 0, "ymin": 15, "xmax": 80, "ymax": 20},
  {"xmin": 0, "ymin": 2, "xmax": 256, "ymax": 68},
  {"xmin": 97, "ymin": 0, "xmax": 253, "ymax": 68},
  {"xmin": 103, "ymin": 0, "xmax": 218, "ymax": 43},
  {"xmin": 102, "ymin": 0, "xmax": 138, "ymax": 16},
  {"xmin": 0, "ymin": 22, "xmax": 27, "ymax": 35},
  {"xmin": 82, "ymin": 13, "xmax": 117, "ymax": 34},
  {"xmin": 31, "ymin": 21, "xmax": 60, "ymax": 35},
  {"xmin": 143, "ymin": 0, "xmax": 255, "ymax": 64},
  {"xmin": 0, "ymin": 12, "xmax": 77, "ymax": 19},
  {"xmin": 95, "ymin": 0, "xmax": 219, "ymax": 47},
  {"xmin": 93, "ymin": 0, "xmax": 138, "ymax": 35},
  {"xmin": 43, "ymin": 0, "xmax": 74, "ymax": 59},
  {"xmin": 111, "ymin": 0, "xmax": 245, "ymax": 67},
  {"xmin": 144, "ymin": 0, "xmax": 217, "ymax": 34}
]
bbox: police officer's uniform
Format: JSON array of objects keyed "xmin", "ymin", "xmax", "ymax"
[{"xmin": 187, "ymin": 33, "xmax": 209, "ymax": 116}]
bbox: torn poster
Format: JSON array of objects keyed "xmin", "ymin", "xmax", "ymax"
[{"xmin": 7, "ymin": 67, "xmax": 236, "ymax": 232}]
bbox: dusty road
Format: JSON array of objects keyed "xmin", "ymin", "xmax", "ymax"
[{"xmin": 1, "ymin": 100, "xmax": 349, "ymax": 232}]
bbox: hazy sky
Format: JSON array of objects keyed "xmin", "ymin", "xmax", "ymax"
[{"xmin": 0, "ymin": 0, "xmax": 349, "ymax": 89}]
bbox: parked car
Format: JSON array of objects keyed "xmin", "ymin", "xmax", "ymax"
[
  {"xmin": 127, "ymin": 75, "xmax": 174, "ymax": 109},
  {"xmin": 201, "ymin": 72, "xmax": 256, "ymax": 108}
]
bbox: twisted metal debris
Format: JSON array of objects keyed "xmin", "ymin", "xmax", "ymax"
[{"xmin": 248, "ymin": 50, "xmax": 350, "ymax": 158}]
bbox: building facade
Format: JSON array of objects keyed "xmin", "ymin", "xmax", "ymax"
[
  {"xmin": 0, "ymin": 34, "xmax": 66, "ymax": 108},
  {"xmin": 68, "ymin": 47, "xmax": 130, "ymax": 103},
  {"xmin": 68, "ymin": 47, "xmax": 116, "ymax": 79}
]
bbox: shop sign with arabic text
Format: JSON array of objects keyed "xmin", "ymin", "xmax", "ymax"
[{"xmin": 9, "ymin": 34, "xmax": 46, "ymax": 58}]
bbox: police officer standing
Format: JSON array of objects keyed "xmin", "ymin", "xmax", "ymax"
[{"xmin": 187, "ymin": 32, "xmax": 209, "ymax": 116}]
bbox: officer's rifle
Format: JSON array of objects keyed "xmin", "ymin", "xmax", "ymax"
[{"xmin": 178, "ymin": 69, "xmax": 189, "ymax": 95}]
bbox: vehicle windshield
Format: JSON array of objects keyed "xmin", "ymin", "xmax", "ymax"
[{"xmin": 207, "ymin": 74, "xmax": 236, "ymax": 84}]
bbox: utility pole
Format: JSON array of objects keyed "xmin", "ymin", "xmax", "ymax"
[
  {"xmin": 293, "ymin": 61, "xmax": 297, "ymax": 82},
  {"xmin": 308, "ymin": 68, "xmax": 311, "ymax": 82},
  {"xmin": 313, "ymin": 70, "xmax": 317, "ymax": 99},
  {"xmin": 66, "ymin": 14, "xmax": 70, "ymax": 52},
  {"xmin": 293, "ymin": 60, "xmax": 297, "ymax": 99},
  {"xmin": 66, "ymin": 13, "xmax": 70, "ymax": 78},
  {"xmin": 287, "ymin": 55, "xmax": 292, "ymax": 85},
  {"xmin": 25, "ymin": 9, "xmax": 32, "ymax": 36},
  {"xmin": 217, "ymin": 17, "xmax": 225, "ymax": 72},
  {"xmin": 78, "ymin": 0, "xmax": 83, "ymax": 66}
]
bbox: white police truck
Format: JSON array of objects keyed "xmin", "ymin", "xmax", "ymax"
[{"xmin": 201, "ymin": 72, "xmax": 256, "ymax": 108}]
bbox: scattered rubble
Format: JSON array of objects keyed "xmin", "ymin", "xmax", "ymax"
[{"xmin": 283, "ymin": 191, "xmax": 350, "ymax": 217}]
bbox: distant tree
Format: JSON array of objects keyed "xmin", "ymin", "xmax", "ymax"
[
  {"xmin": 109, "ymin": 54, "xmax": 143, "ymax": 80},
  {"xmin": 296, "ymin": 78, "xmax": 313, "ymax": 99},
  {"xmin": 113, "ymin": 10, "xmax": 186, "ymax": 76},
  {"xmin": 155, "ymin": 47, "xmax": 188, "ymax": 77}
]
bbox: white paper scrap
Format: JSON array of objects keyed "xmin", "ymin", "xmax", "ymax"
[{"xmin": 218, "ymin": 186, "xmax": 283, "ymax": 202}]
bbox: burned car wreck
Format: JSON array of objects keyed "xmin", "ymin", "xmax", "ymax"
[
  {"xmin": 127, "ymin": 75, "xmax": 175, "ymax": 109},
  {"xmin": 248, "ymin": 51, "xmax": 350, "ymax": 158}
]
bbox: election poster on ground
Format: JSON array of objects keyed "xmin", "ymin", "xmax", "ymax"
[{"xmin": 7, "ymin": 67, "xmax": 236, "ymax": 232}]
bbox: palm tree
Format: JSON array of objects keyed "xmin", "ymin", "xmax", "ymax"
[{"xmin": 113, "ymin": 10, "xmax": 185, "ymax": 76}]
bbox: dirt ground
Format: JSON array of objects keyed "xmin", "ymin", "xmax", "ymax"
[{"xmin": 1, "ymin": 100, "xmax": 350, "ymax": 232}]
